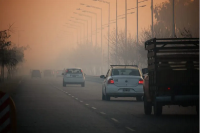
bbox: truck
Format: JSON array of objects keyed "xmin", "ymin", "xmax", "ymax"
[{"xmin": 142, "ymin": 38, "xmax": 199, "ymax": 116}]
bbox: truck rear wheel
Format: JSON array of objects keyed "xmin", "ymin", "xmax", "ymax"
[
  {"xmin": 144, "ymin": 96, "xmax": 152, "ymax": 115},
  {"xmin": 153, "ymin": 101, "xmax": 162, "ymax": 116}
]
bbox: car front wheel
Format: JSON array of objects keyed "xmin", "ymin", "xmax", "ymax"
[
  {"xmin": 81, "ymin": 83, "xmax": 85, "ymax": 87},
  {"xmin": 63, "ymin": 81, "xmax": 66, "ymax": 87},
  {"xmin": 102, "ymin": 91, "xmax": 105, "ymax": 100}
]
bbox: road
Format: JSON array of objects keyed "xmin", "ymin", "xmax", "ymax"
[{"xmin": 12, "ymin": 76, "xmax": 199, "ymax": 133}]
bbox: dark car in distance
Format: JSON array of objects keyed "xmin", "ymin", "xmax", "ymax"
[
  {"xmin": 44, "ymin": 70, "xmax": 54, "ymax": 77},
  {"xmin": 31, "ymin": 70, "xmax": 41, "ymax": 78}
]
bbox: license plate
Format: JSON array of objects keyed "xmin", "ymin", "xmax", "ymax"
[
  {"xmin": 123, "ymin": 88, "xmax": 130, "ymax": 92},
  {"xmin": 71, "ymin": 75, "xmax": 76, "ymax": 77}
]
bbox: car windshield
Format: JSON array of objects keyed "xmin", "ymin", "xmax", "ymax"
[{"xmin": 111, "ymin": 69, "xmax": 140, "ymax": 76}]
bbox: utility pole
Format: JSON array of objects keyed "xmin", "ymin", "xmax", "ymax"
[
  {"xmin": 136, "ymin": 0, "xmax": 138, "ymax": 45},
  {"xmin": 116, "ymin": 0, "xmax": 118, "ymax": 65},
  {"xmin": 125, "ymin": 0, "xmax": 127, "ymax": 64},
  {"xmin": 151, "ymin": 0, "xmax": 153, "ymax": 38},
  {"xmin": 172, "ymin": 0, "xmax": 175, "ymax": 37},
  {"xmin": 108, "ymin": 3, "xmax": 110, "ymax": 69}
]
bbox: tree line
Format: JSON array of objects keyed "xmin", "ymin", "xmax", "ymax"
[{"xmin": 0, "ymin": 26, "xmax": 27, "ymax": 82}]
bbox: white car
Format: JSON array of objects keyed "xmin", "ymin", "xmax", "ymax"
[
  {"xmin": 100, "ymin": 65, "xmax": 144, "ymax": 101},
  {"xmin": 62, "ymin": 68, "xmax": 85, "ymax": 87}
]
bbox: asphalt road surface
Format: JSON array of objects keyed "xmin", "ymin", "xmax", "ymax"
[{"xmin": 12, "ymin": 76, "xmax": 199, "ymax": 133}]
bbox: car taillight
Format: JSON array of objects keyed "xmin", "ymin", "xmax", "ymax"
[
  {"xmin": 108, "ymin": 79, "xmax": 114, "ymax": 84},
  {"xmin": 138, "ymin": 79, "xmax": 143, "ymax": 84},
  {"xmin": 66, "ymin": 70, "xmax": 68, "ymax": 73}
]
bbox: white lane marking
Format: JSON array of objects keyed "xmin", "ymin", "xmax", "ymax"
[
  {"xmin": 68, "ymin": 94, "xmax": 71, "ymax": 95},
  {"xmin": 126, "ymin": 127, "xmax": 135, "ymax": 132},
  {"xmin": 91, "ymin": 107, "xmax": 96, "ymax": 110},
  {"xmin": 75, "ymin": 98, "xmax": 78, "ymax": 100},
  {"xmin": 80, "ymin": 101, "xmax": 83, "ymax": 102},
  {"xmin": 72, "ymin": 96, "xmax": 74, "ymax": 97},
  {"xmin": 100, "ymin": 112, "xmax": 106, "ymax": 115},
  {"xmin": 111, "ymin": 118, "xmax": 119, "ymax": 123},
  {"xmin": 85, "ymin": 104, "xmax": 89, "ymax": 106},
  {"xmin": 65, "ymin": 92, "xmax": 68, "ymax": 93}
]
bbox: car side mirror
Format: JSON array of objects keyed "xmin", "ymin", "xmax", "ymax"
[
  {"xmin": 142, "ymin": 68, "xmax": 148, "ymax": 75},
  {"xmin": 100, "ymin": 75, "xmax": 105, "ymax": 79}
]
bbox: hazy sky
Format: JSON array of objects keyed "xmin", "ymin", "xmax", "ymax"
[{"xmin": 0, "ymin": 0, "xmax": 167, "ymax": 69}]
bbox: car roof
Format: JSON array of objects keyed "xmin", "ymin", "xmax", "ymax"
[
  {"xmin": 67, "ymin": 68, "xmax": 82, "ymax": 69},
  {"xmin": 111, "ymin": 66, "xmax": 138, "ymax": 69}
]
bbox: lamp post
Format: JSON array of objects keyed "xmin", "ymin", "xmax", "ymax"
[
  {"xmin": 93, "ymin": 0, "xmax": 110, "ymax": 69},
  {"xmin": 71, "ymin": 17, "xmax": 89, "ymax": 44},
  {"xmin": 80, "ymin": 4, "xmax": 102, "ymax": 49},
  {"xmin": 77, "ymin": 9, "xmax": 98, "ymax": 46},
  {"xmin": 73, "ymin": 12, "xmax": 93, "ymax": 45},
  {"xmin": 65, "ymin": 27, "xmax": 79, "ymax": 45},
  {"xmin": 136, "ymin": 0, "xmax": 148, "ymax": 45},
  {"xmin": 116, "ymin": 0, "xmax": 118, "ymax": 65},
  {"xmin": 65, "ymin": 24, "xmax": 81, "ymax": 45},
  {"xmin": 151, "ymin": 0, "xmax": 153, "ymax": 38},
  {"xmin": 172, "ymin": 0, "xmax": 175, "ymax": 37},
  {"xmin": 80, "ymin": 4, "xmax": 103, "ymax": 74},
  {"xmin": 125, "ymin": 0, "xmax": 127, "ymax": 65},
  {"xmin": 69, "ymin": 20, "xmax": 85, "ymax": 44}
]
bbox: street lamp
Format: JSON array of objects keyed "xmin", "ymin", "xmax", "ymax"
[
  {"xmin": 64, "ymin": 24, "xmax": 81, "ymax": 45},
  {"xmin": 151, "ymin": 0, "xmax": 153, "ymax": 38},
  {"xmin": 125, "ymin": 0, "xmax": 128, "ymax": 65},
  {"xmin": 77, "ymin": 9, "xmax": 98, "ymax": 46},
  {"xmin": 136, "ymin": 0, "xmax": 148, "ymax": 45},
  {"xmin": 116, "ymin": 0, "xmax": 118, "ymax": 65},
  {"xmin": 69, "ymin": 20, "xmax": 85, "ymax": 44},
  {"xmin": 80, "ymin": 3, "xmax": 103, "ymax": 74},
  {"xmin": 64, "ymin": 27, "xmax": 79, "ymax": 45},
  {"xmin": 172, "ymin": 0, "xmax": 175, "ymax": 37},
  {"xmin": 73, "ymin": 12, "xmax": 93, "ymax": 45},
  {"xmin": 93, "ymin": 0, "xmax": 110, "ymax": 69},
  {"xmin": 71, "ymin": 17, "xmax": 89, "ymax": 44}
]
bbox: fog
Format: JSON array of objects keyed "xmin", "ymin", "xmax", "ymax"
[{"xmin": 0, "ymin": 0, "xmax": 198, "ymax": 76}]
